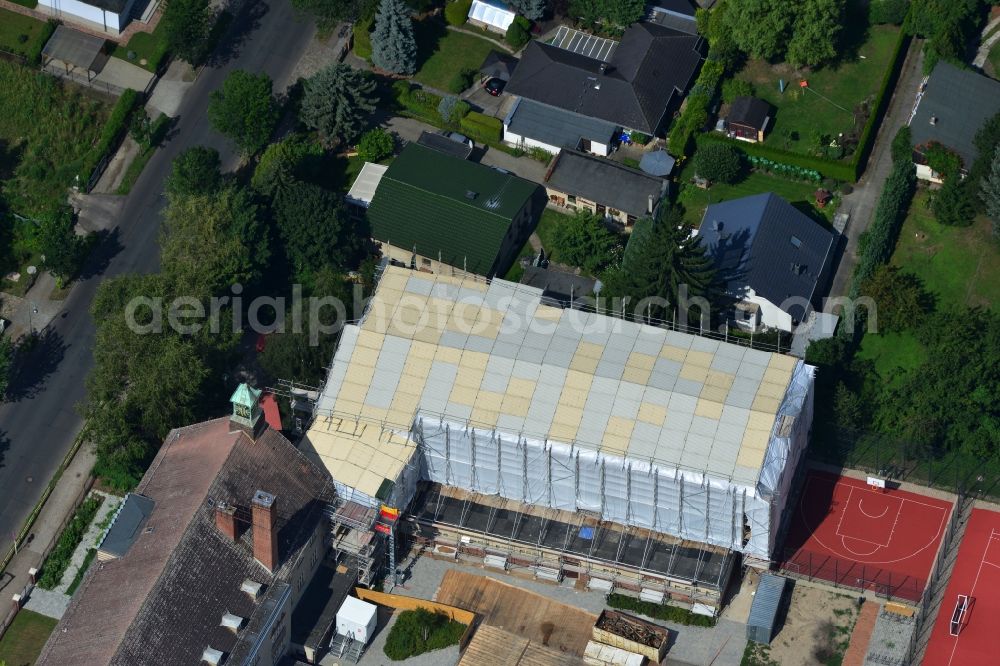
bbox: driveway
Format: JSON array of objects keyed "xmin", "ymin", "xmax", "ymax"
[
  {"xmin": 380, "ymin": 113, "xmax": 548, "ymax": 183},
  {"xmin": 0, "ymin": 0, "xmax": 316, "ymax": 561},
  {"xmin": 94, "ymin": 57, "xmax": 155, "ymax": 94},
  {"xmin": 824, "ymin": 39, "xmax": 925, "ymax": 306}
]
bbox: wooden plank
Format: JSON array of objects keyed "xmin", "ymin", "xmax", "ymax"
[{"xmin": 437, "ymin": 570, "xmax": 597, "ymax": 657}]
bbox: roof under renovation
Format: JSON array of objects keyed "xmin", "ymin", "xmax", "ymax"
[{"xmin": 304, "ymin": 266, "xmax": 801, "ymax": 500}]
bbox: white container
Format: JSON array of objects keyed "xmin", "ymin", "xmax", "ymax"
[{"xmin": 336, "ymin": 596, "xmax": 378, "ymax": 644}]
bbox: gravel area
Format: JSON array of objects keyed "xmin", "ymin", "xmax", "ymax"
[{"xmin": 863, "ymin": 610, "xmax": 914, "ymax": 666}]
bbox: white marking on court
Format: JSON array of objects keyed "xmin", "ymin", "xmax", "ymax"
[
  {"xmin": 945, "ymin": 529, "xmax": 1000, "ymax": 665},
  {"xmin": 857, "ymin": 497, "xmax": 889, "ymax": 519}
]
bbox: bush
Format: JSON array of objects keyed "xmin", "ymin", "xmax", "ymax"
[
  {"xmin": 890, "ymin": 125, "xmax": 912, "ymax": 164},
  {"xmin": 447, "ymin": 67, "xmax": 476, "ymax": 94},
  {"xmin": 923, "ymin": 142, "xmax": 962, "ymax": 179},
  {"xmin": 444, "ymin": 0, "xmax": 472, "ymax": 25},
  {"xmin": 384, "ymin": 608, "xmax": 466, "ymax": 661},
  {"xmin": 721, "ymin": 78, "xmax": 754, "ymax": 104},
  {"xmin": 869, "ymin": 0, "xmax": 908, "ymax": 25},
  {"xmin": 607, "ymin": 593, "xmax": 716, "ymax": 627},
  {"xmin": 38, "ymin": 496, "xmax": 103, "ymax": 589},
  {"xmin": 27, "ymin": 20, "xmax": 57, "ymax": 65},
  {"xmin": 506, "ymin": 16, "xmax": 531, "ymax": 49},
  {"xmin": 698, "ymin": 133, "xmax": 854, "ymax": 181},
  {"xmin": 357, "ymin": 127, "xmax": 395, "ymax": 161},
  {"xmin": 459, "ymin": 111, "xmax": 502, "ymax": 142},
  {"xmin": 851, "ymin": 158, "xmax": 916, "ymax": 293},
  {"xmin": 354, "ymin": 15, "xmax": 373, "ymax": 60},
  {"xmin": 437, "ymin": 95, "xmax": 470, "ymax": 124},
  {"xmin": 629, "ymin": 131, "xmax": 651, "ymax": 145},
  {"xmin": 79, "ymin": 88, "xmax": 141, "ymax": 186},
  {"xmin": 694, "ymin": 143, "xmax": 743, "ymax": 183},
  {"xmin": 394, "ymin": 81, "xmax": 443, "ymax": 123}
]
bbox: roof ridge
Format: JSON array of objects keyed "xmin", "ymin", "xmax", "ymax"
[{"xmin": 381, "ymin": 175, "xmax": 514, "ymax": 221}]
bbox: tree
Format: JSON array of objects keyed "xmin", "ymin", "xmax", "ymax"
[
  {"xmin": 724, "ymin": 0, "xmax": 792, "ymax": 61},
  {"xmin": 859, "ymin": 265, "xmax": 934, "ymax": 333},
  {"xmin": 444, "ymin": 0, "xmax": 472, "ymax": 25},
  {"xmin": 272, "ymin": 181, "xmax": 365, "ymax": 278},
  {"xmin": 300, "ymin": 63, "xmax": 378, "ymax": 147},
  {"xmin": 694, "ymin": 143, "xmax": 743, "ymax": 184},
  {"xmin": 601, "ymin": 206, "xmax": 720, "ymax": 325},
  {"xmin": 291, "ymin": 0, "xmax": 374, "ymax": 28},
  {"xmin": 569, "ymin": 0, "xmax": 645, "ymax": 29},
  {"xmin": 357, "ymin": 128, "xmax": 395, "ymax": 161},
  {"xmin": 208, "ymin": 70, "xmax": 279, "ymax": 156},
  {"xmin": 166, "ymin": 146, "xmax": 222, "ymax": 197},
  {"xmin": 370, "ymin": 0, "xmax": 417, "ymax": 75},
  {"xmin": 251, "ymin": 134, "xmax": 323, "ymax": 197},
  {"xmin": 923, "ymin": 142, "xmax": 962, "ymax": 179},
  {"xmin": 547, "ymin": 211, "xmax": 622, "ymax": 275},
  {"xmin": 905, "ymin": 0, "xmax": 980, "ymax": 71},
  {"xmin": 721, "ymin": 78, "xmax": 754, "ymax": 104},
  {"xmin": 932, "ymin": 177, "xmax": 974, "ymax": 227},
  {"xmin": 508, "ymin": 0, "xmax": 545, "ymax": 20},
  {"xmin": 890, "ymin": 125, "xmax": 913, "ymax": 164},
  {"xmin": 979, "ymin": 145, "xmax": 1000, "ymax": 239},
  {"xmin": 0, "ymin": 337, "xmax": 13, "ymax": 400},
  {"xmin": 869, "ymin": 0, "xmax": 908, "ymax": 24},
  {"xmin": 506, "ymin": 15, "xmax": 531, "ymax": 48},
  {"xmin": 161, "ymin": 0, "xmax": 214, "ymax": 65},
  {"xmin": 786, "ymin": 0, "xmax": 843, "ymax": 67},
  {"xmin": 161, "ymin": 187, "xmax": 270, "ymax": 295},
  {"xmin": 38, "ymin": 207, "xmax": 85, "ymax": 282}
]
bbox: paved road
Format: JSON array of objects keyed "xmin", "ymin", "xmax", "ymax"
[
  {"xmin": 824, "ymin": 39, "xmax": 925, "ymax": 305},
  {"xmin": 0, "ymin": 0, "xmax": 315, "ymax": 550}
]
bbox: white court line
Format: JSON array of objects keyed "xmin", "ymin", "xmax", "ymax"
[
  {"xmin": 858, "ymin": 498, "xmax": 889, "ymax": 518},
  {"xmin": 798, "ymin": 477, "xmax": 950, "ymax": 565},
  {"xmin": 946, "ymin": 528, "xmax": 1000, "ymax": 666},
  {"xmin": 835, "ymin": 486, "xmax": 901, "ymax": 548}
]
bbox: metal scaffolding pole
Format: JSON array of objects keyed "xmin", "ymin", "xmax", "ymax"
[
  {"xmin": 445, "ymin": 423, "xmax": 452, "ymax": 485},
  {"xmin": 470, "ymin": 428, "xmax": 478, "ymax": 491},
  {"xmin": 640, "ymin": 532, "xmax": 655, "ymax": 570}
]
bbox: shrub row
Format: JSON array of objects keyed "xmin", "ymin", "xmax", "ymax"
[
  {"xmin": 393, "ymin": 81, "xmax": 443, "ymax": 124},
  {"xmin": 460, "ymin": 111, "xmax": 502, "ymax": 143},
  {"xmin": 668, "ymin": 57, "xmax": 725, "ymax": 157},
  {"xmin": 606, "ymin": 593, "xmax": 717, "ymax": 627},
  {"xmin": 697, "ymin": 133, "xmax": 857, "ymax": 181},
  {"xmin": 79, "ymin": 88, "xmax": 141, "ymax": 188},
  {"xmin": 37, "ymin": 495, "xmax": 103, "ymax": 589},
  {"xmin": 27, "ymin": 19, "xmax": 57, "ymax": 65},
  {"xmin": 850, "ymin": 155, "xmax": 916, "ymax": 296},
  {"xmin": 851, "ymin": 30, "xmax": 911, "ymax": 179}
]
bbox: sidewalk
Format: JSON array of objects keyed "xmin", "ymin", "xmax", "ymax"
[{"xmin": 0, "ymin": 445, "xmax": 95, "ymax": 608}]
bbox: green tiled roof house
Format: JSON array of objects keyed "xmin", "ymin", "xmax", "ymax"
[{"xmin": 365, "ymin": 143, "xmax": 544, "ymax": 278}]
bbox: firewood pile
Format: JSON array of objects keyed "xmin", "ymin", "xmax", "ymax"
[{"xmin": 596, "ymin": 611, "xmax": 667, "ymax": 648}]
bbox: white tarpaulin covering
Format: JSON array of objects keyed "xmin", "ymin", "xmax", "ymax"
[{"xmin": 468, "ymin": 0, "xmax": 515, "ymax": 32}]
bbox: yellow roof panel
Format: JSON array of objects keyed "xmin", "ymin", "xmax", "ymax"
[
  {"xmin": 660, "ymin": 345, "xmax": 688, "ymax": 362},
  {"xmin": 637, "ymin": 403, "xmax": 667, "ymax": 426},
  {"xmin": 695, "ymin": 399, "xmax": 724, "ymax": 421},
  {"xmin": 576, "ymin": 341, "xmax": 605, "ymax": 360},
  {"xmin": 679, "ymin": 363, "xmax": 709, "ymax": 383},
  {"xmin": 622, "ymin": 365, "xmax": 652, "ymax": 385}
]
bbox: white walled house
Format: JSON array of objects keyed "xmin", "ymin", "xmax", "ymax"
[
  {"xmin": 38, "ymin": 0, "xmax": 140, "ymax": 35},
  {"xmin": 698, "ymin": 193, "xmax": 834, "ymax": 333},
  {"xmin": 503, "ymin": 98, "xmax": 617, "ymax": 157}
]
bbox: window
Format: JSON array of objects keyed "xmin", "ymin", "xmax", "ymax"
[
  {"xmin": 421, "ymin": 257, "xmax": 432, "ymax": 267},
  {"xmin": 567, "ymin": 195, "xmax": 577, "ymax": 204}
]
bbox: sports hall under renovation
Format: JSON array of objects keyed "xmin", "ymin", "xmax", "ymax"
[{"xmin": 300, "ymin": 265, "xmax": 815, "ymax": 612}]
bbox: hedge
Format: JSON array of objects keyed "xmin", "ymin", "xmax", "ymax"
[
  {"xmin": 607, "ymin": 593, "xmax": 716, "ymax": 627},
  {"xmin": 850, "ymin": 157, "xmax": 915, "ymax": 295},
  {"xmin": 27, "ymin": 20, "xmax": 57, "ymax": 65},
  {"xmin": 393, "ymin": 81, "xmax": 443, "ymax": 124},
  {"xmin": 444, "ymin": 0, "xmax": 472, "ymax": 26},
  {"xmin": 698, "ymin": 133, "xmax": 857, "ymax": 181},
  {"xmin": 668, "ymin": 55, "xmax": 725, "ymax": 157},
  {"xmin": 79, "ymin": 88, "xmax": 141, "ymax": 187},
  {"xmin": 37, "ymin": 495, "xmax": 103, "ymax": 589},
  {"xmin": 460, "ymin": 111, "xmax": 502, "ymax": 143},
  {"xmin": 851, "ymin": 30, "xmax": 911, "ymax": 180}
]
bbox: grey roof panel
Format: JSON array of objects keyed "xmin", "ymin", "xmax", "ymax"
[
  {"xmin": 546, "ymin": 150, "xmax": 667, "ymax": 218},
  {"xmin": 506, "ymin": 98, "xmax": 619, "ymax": 150}
]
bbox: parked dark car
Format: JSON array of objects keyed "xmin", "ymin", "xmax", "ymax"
[{"xmin": 483, "ymin": 78, "xmax": 505, "ymax": 96}]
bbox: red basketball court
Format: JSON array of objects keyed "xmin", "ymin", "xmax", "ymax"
[
  {"xmin": 923, "ymin": 508, "xmax": 1000, "ymax": 666},
  {"xmin": 782, "ymin": 471, "xmax": 952, "ymax": 601}
]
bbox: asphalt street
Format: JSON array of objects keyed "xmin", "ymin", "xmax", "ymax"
[{"xmin": 0, "ymin": 0, "xmax": 315, "ymax": 549}]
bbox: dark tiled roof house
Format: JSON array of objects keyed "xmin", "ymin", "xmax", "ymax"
[
  {"xmin": 505, "ymin": 23, "xmax": 704, "ymax": 145},
  {"xmin": 366, "ymin": 143, "xmax": 544, "ymax": 278},
  {"xmin": 698, "ymin": 193, "xmax": 834, "ymax": 332},
  {"xmin": 910, "ymin": 61, "xmax": 1000, "ymax": 180},
  {"xmin": 37, "ymin": 389, "xmax": 335, "ymax": 666}
]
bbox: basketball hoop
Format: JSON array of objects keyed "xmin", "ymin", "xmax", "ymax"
[{"xmin": 867, "ymin": 476, "xmax": 887, "ymax": 494}]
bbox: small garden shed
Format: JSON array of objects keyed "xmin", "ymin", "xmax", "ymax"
[{"xmin": 746, "ymin": 573, "xmax": 789, "ymax": 644}]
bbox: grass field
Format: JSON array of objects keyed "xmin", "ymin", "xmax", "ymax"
[
  {"xmin": 0, "ymin": 8, "xmax": 48, "ymax": 59},
  {"xmin": 504, "ymin": 208, "xmax": 572, "ymax": 281},
  {"xmin": 413, "ymin": 21, "xmax": 496, "ymax": 91},
  {"xmin": 676, "ymin": 164, "xmax": 832, "ymax": 227},
  {"xmin": 0, "ymin": 609, "xmax": 57, "ymax": 664},
  {"xmin": 735, "ymin": 25, "xmax": 902, "ymax": 161},
  {"xmin": 891, "ymin": 189, "xmax": 1000, "ymax": 310},
  {"xmin": 113, "ymin": 23, "xmax": 169, "ymax": 72},
  {"xmin": 0, "ymin": 60, "xmax": 110, "ymax": 215}
]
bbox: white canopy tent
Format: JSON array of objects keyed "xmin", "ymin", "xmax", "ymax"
[{"xmin": 468, "ymin": 0, "xmax": 516, "ymax": 33}]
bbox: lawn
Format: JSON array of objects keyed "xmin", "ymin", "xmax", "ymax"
[
  {"xmin": 413, "ymin": 20, "xmax": 496, "ymax": 91},
  {"xmin": 676, "ymin": 163, "xmax": 832, "ymax": 227},
  {"xmin": 735, "ymin": 25, "xmax": 902, "ymax": 161},
  {"xmin": 0, "ymin": 609, "xmax": 58, "ymax": 665},
  {"xmin": 0, "ymin": 60, "xmax": 110, "ymax": 215},
  {"xmin": 112, "ymin": 23, "xmax": 169, "ymax": 73},
  {"xmin": 891, "ymin": 189, "xmax": 1000, "ymax": 310},
  {"xmin": 0, "ymin": 8, "xmax": 50, "ymax": 60},
  {"xmin": 856, "ymin": 329, "xmax": 926, "ymax": 385},
  {"xmin": 533, "ymin": 207, "xmax": 572, "ymax": 263}
]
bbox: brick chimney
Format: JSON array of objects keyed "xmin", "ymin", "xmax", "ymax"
[
  {"xmin": 215, "ymin": 501, "xmax": 237, "ymax": 541},
  {"xmin": 251, "ymin": 490, "xmax": 278, "ymax": 572}
]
